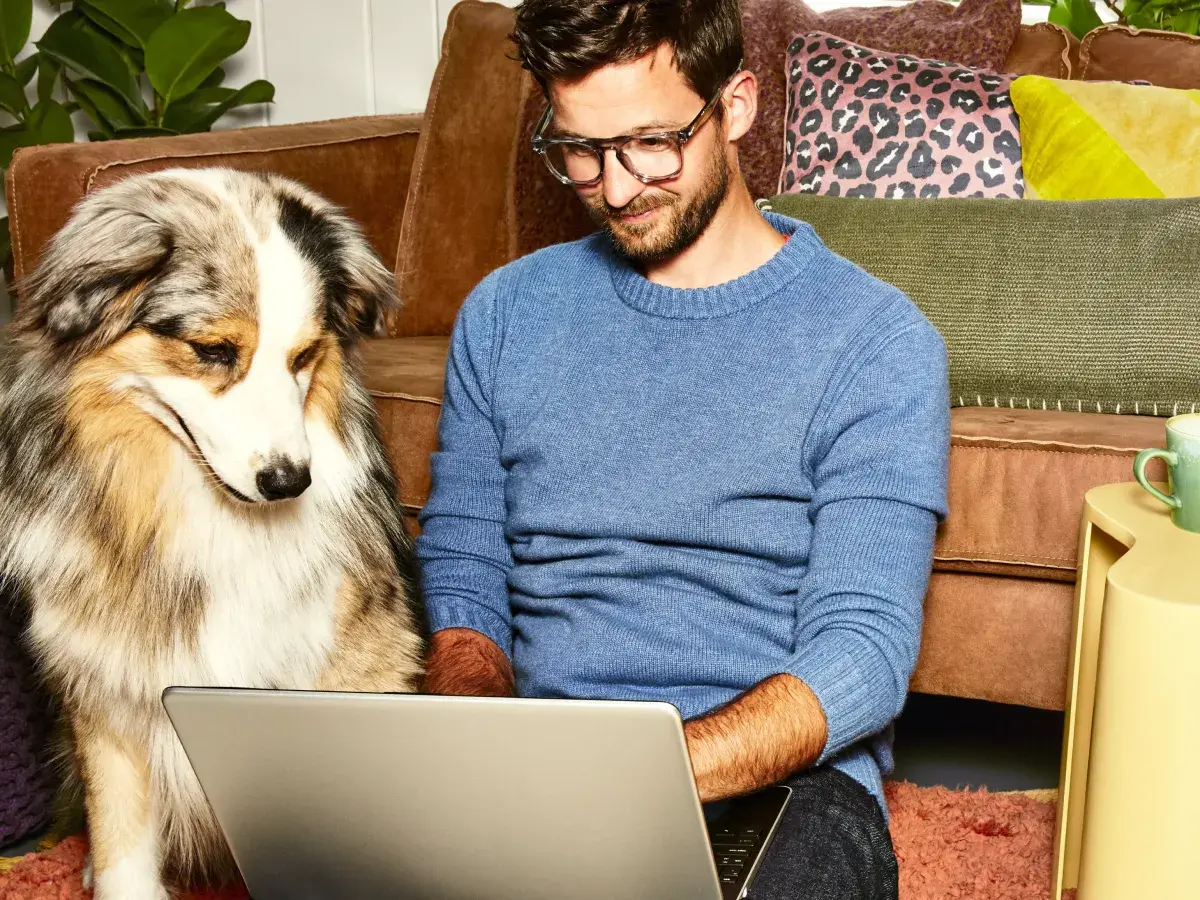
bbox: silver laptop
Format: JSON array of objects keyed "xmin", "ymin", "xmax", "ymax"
[{"xmin": 163, "ymin": 688, "xmax": 791, "ymax": 900}]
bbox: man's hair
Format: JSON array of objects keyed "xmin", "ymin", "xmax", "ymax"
[{"xmin": 510, "ymin": 0, "xmax": 743, "ymax": 105}]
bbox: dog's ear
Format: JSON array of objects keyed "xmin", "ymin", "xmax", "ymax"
[
  {"xmin": 13, "ymin": 181, "xmax": 174, "ymax": 353},
  {"xmin": 275, "ymin": 191, "xmax": 399, "ymax": 343}
]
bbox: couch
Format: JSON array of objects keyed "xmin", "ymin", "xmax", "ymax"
[{"xmin": 6, "ymin": 1, "xmax": 1196, "ymax": 715}]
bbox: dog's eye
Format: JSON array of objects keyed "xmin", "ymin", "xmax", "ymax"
[
  {"xmin": 189, "ymin": 341, "xmax": 237, "ymax": 366},
  {"xmin": 292, "ymin": 346, "xmax": 318, "ymax": 373}
]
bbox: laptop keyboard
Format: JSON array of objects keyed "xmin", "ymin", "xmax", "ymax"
[
  {"xmin": 709, "ymin": 827, "xmax": 762, "ymax": 887},
  {"xmin": 705, "ymin": 785, "xmax": 791, "ymax": 899}
]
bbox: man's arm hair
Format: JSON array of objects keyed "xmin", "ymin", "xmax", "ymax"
[
  {"xmin": 423, "ymin": 628, "xmax": 516, "ymax": 697},
  {"xmin": 683, "ymin": 673, "xmax": 827, "ymax": 803}
]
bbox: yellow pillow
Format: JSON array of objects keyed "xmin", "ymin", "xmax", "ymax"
[{"xmin": 1010, "ymin": 75, "xmax": 1200, "ymax": 199}]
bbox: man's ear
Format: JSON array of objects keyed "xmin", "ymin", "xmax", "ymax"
[
  {"xmin": 724, "ymin": 69, "xmax": 759, "ymax": 144},
  {"xmin": 13, "ymin": 180, "xmax": 174, "ymax": 354},
  {"xmin": 274, "ymin": 187, "xmax": 399, "ymax": 343}
]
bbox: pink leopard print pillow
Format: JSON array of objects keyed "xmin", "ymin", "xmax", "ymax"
[{"xmin": 777, "ymin": 33, "xmax": 1024, "ymax": 199}]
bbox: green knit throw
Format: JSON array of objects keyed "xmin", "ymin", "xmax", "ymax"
[{"xmin": 763, "ymin": 194, "xmax": 1200, "ymax": 417}]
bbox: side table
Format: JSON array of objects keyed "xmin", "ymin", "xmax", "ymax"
[{"xmin": 1053, "ymin": 482, "xmax": 1200, "ymax": 900}]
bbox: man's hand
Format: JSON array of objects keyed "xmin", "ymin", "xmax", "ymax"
[
  {"xmin": 423, "ymin": 628, "xmax": 516, "ymax": 697},
  {"xmin": 683, "ymin": 673, "xmax": 827, "ymax": 803}
]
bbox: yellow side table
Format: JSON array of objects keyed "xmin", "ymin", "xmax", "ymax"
[{"xmin": 1053, "ymin": 482, "xmax": 1200, "ymax": 900}]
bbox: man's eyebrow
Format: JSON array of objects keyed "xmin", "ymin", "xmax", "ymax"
[{"xmin": 550, "ymin": 120, "xmax": 683, "ymax": 140}]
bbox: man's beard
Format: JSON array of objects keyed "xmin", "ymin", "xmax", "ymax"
[{"xmin": 583, "ymin": 143, "xmax": 730, "ymax": 266}]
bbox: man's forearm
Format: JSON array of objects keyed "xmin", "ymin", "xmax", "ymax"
[
  {"xmin": 423, "ymin": 627, "xmax": 516, "ymax": 697},
  {"xmin": 684, "ymin": 673, "xmax": 827, "ymax": 803}
]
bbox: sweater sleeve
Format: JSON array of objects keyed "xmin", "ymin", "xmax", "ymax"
[
  {"xmin": 415, "ymin": 272, "xmax": 515, "ymax": 656},
  {"xmin": 782, "ymin": 311, "xmax": 950, "ymax": 763}
]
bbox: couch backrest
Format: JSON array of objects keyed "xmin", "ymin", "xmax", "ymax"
[{"xmin": 399, "ymin": 1, "xmax": 1083, "ymax": 337}]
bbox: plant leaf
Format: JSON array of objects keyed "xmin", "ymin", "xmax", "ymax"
[
  {"xmin": 0, "ymin": 70, "xmax": 27, "ymax": 115},
  {"xmin": 161, "ymin": 77, "xmax": 271, "ymax": 132},
  {"xmin": 1164, "ymin": 6, "xmax": 1200, "ymax": 30},
  {"xmin": 36, "ymin": 52, "xmax": 60, "ymax": 104},
  {"xmin": 68, "ymin": 76, "xmax": 146, "ymax": 132},
  {"xmin": 145, "ymin": 6, "xmax": 249, "ymax": 111},
  {"xmin": 0, "ymin": 0, "xmax": 33, "ymax": 66},
  {"xmin": 36, "ymin": 10, "xmax": 147, "ymax": 116},
  {"xmin": 77, "ymin": 0, "xmax": 173, "ymax": 51},
  {"xmin": 25, "ymin": 98, "xmax": 74, "ymax": 144},
  {"xmin": 1049, "ymin": 0, "xmax": 1105, "ymax": 39},
  {"xmin": 0, "ymin": 215, "xmax": 11, "ymax": 271},
  {"xmin": 199, "ymin": 64, "xmax": 224, "ymax": 89},
  {"xmin": 14, "ymin": 51, "xmax": 37, "ymax": 85},
  {"xmin": 0, "ymin": 123, "xmax": 27, "ymax": 166}
]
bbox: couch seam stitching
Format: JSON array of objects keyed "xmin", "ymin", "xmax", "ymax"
[
  {"xmin": 83, "ymin": 130, "xmax": 409, "ymax": 193},
  {"xmin": 935, "ymin": 551, "xmax": 1075, "ymax": 564},
  {"xmin": 949, "ymin": 441, "xmax": 1149, "ymax": 455}
]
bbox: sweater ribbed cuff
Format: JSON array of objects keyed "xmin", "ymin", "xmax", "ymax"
[
  {"xmin": 785, "ymin": 635, "xmax": 889, "ymax": 766},
  {"xmin": 426, "ymin": 599, "xmax": 513, "ymax": 659}
]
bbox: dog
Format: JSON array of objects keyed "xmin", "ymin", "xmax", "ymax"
[{"xmin": 0, "ymin": 168, "xmax": 426, "ymax": 899}]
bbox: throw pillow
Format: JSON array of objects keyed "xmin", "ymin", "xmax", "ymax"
[
  {"xmin": 778, "ymin": 34, "xmax": 1024, "ymax": 199},
  {"xmin": 742, "ymin": 0, "xmax": 1023, "ymax": 201},
  {"xmin": 760, "ymin": 192, "xmax": 1200, "ymax": 416},
  {"xmin": 1010, "ymin": 75, "xmax": 1200, "ymax": 199}
]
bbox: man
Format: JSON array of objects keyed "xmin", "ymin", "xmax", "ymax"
[{"xmin": 416, "ymin": 0, "xmax": 950, "ymax": 896}]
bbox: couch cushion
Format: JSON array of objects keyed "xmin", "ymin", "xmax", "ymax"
[
  {"xmin": 361, "ymin": 338, "xmax": 1168, "ymax": 578},
  {"xmin": 1079, "ymin": 25, "xmax": 1200, "ymax": 89},
  {"xmin": 912, "ymin": 571, "xmax": 1072, "ymax": 709},
  {"xmin": 362, "ymin": 337, "xmax": 449, "ymax": 532},
  {"xmin": 394, "ymin": 0, "xmax": 526, "ymax": 338},
  {"xmin": 1001, "ymin": 22, "xmax": 1076, "ymax": 79},
  {"xmin": 941, "ymin": 407, "xmax": 1166, "ymax": 580}
]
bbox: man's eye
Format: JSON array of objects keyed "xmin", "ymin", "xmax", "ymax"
[
  {"xmin": 189, "ymin": 341, "xmax": 237, "ymax": 366},
  {"xmin": 633, "ymin": 136, "xmax": 673, "ymax": 151}
]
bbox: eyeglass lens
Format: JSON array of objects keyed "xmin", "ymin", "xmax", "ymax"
[{"xmin": 545, "ymin": 136, "xmax": 683, "ymax": 184}]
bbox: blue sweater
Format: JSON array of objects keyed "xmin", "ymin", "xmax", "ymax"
[{"xmin": 416, "ymin": 212, "xmax": 950, "ymax": 810}]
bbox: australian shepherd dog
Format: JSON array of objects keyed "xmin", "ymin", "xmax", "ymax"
[{"xmin": 0, "ymin": 168, "xmax": 426, "ymax": 899}]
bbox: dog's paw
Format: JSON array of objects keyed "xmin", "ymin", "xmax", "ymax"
[
  {"xmin": 92, "ymin": 866, "xmax": 170, "ymax": 900},
  {"xmin": 81, "ymin": 853, "xmax": 93, "ymax": 890}
]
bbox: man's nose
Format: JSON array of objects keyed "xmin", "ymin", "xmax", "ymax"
[
  {"xmin": 601, "ymin": 148, "xmax": 645, "ymax": 209},
  {"xmin": 256, "ymin": 456, "xmax": 312, "ymax": 501}
]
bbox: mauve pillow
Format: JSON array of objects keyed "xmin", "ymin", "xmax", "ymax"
[
  {"xmin": 742, "ymin": 0, "xmax": 1022, "ymax": 199},
  {"xmin": 777, "ymin": 34, "xmax": 1024, "ymax": 199}
]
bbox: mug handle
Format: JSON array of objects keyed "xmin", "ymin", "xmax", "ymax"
[{"xmin": 1134, "ymin": 448, "xmax": 1181, "ymax": 509}]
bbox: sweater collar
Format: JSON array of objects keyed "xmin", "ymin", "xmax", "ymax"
[{"xmin": 606, "ymin": 211, "xmax": 815, "ymax": 319}]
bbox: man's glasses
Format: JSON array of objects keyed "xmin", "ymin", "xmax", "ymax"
[{"xmin": 531, "ymin": 64, "xmax": 742, "ymax": 187}]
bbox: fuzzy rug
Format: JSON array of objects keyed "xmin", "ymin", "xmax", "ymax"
[{"xmin": 0, "ymin": 782, "xmax": 1070, "ymax": 899}]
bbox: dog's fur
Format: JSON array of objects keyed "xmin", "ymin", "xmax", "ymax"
[{"xmin": 0, "ymin": 168, "xmax": 426, "ymax": 899}]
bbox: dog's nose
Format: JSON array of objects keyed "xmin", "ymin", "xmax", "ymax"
[{"xmin": 255, "ymin": 459, "xmax": 312, "ymax": 501}]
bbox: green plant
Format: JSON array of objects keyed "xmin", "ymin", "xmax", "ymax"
[
  {"xmin": 1037, "ymin": 0, "xmax": 1200, "ymax": 40},
  {"xmin": 0, "ymin": 0, "xmax": 274, "ymax": 270}
]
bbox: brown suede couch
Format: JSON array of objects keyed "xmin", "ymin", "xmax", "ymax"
[{"xmin": 7, "ymin": 2, "xmax": 1197, "ymax": 714}]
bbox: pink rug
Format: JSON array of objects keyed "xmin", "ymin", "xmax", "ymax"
[{"xmin": 0, "ymin": 783, "xmax": 1070, "ymax": 899}]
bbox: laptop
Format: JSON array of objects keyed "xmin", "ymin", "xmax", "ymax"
[{"xmin": 163, "ymin": 688, "xmax": 791, "ymax": 900}]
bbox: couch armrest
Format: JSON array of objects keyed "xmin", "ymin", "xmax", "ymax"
[{"xmin": 5, "ymin": 114, "xmax": 421, "ymax": 294}]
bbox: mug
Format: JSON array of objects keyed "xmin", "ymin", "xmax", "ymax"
[{"xmin": 1134, "ymin": 412, "xmax": 1200, "ymax": 533}]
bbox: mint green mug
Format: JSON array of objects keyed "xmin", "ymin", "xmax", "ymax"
[{"xmin": 1135, "ymin": 412, "xmax": 1200, "ymax": 533}]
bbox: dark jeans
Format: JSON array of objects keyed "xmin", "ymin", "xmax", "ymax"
[{"xmin": 748, "ymin": 767, "xmax": 898, "ymax": 900}]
